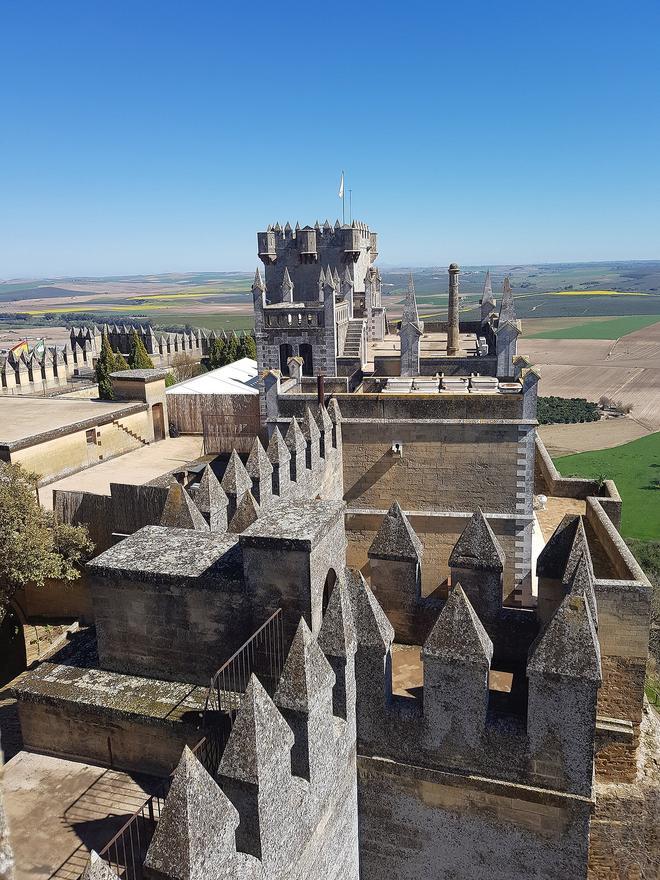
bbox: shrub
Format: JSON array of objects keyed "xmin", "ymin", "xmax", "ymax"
[{"xmin": 537, "ymin": 396, "xmax": 600, "ymax": 425}]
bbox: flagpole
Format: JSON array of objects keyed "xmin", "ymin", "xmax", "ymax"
[{"xmin": 342, "ymin": 169, "xmax": 345, "ymax": 225}]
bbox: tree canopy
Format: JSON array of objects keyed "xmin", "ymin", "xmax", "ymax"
[
  {"xmin": 0, "ymin": 463, "xmax": 93, "ymax": 606},
  {"xmin": 208, "ymin": 333, "xmax": 255, "ymax": 369},
  {"xmin": 128, "ymin": 328, "xmax": 155, "ymax": 369},
  {"xmin": 95, "ymin": 332, "xmax": 117, "ymax": 400}
]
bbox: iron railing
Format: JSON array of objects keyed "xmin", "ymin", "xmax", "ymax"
[{"xmin": 85, "ymin": 609, "xmax": 285, "ymax": 880}]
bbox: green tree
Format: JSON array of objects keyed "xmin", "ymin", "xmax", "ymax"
[
  {"xmin": 114, "ymin": 351, "xmax": 129, "ymax": 371},
  {"xmin": 128, "ymin": 328, "xmax": 154, "ymax": 369},
  {"xmin": 165, "ymin": 372, "xmax": 176, "ymax": 387},
  {"xmin": 95, "ymin": 332, "xmax": 117, "ymax": 400},
  {"xmin": 224, "ymin": 334, "xmax": 240, "ymax": 365},
  {"xmin": 238, "ymin": 332, "xmax": 257, "ymax": 360},
  {"xmin": 0, "ymin": 463, "xmax": 93, "ymax": 608},
  {"xmin": 208, "ymin": 337, "xmax": 227, "ymax": 369}
]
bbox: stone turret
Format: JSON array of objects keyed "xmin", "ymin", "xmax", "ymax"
[
  {"xmin": 422, "ymin": 584, "xmax": 493, "ymax": 747},
  {"xmin": 448, "ymin": 510, "xmax": 505, "ymax": 627},
  {"xmin": 159, "ymin": 483, "xmax": 209, "ymax": 531},
  {"xmin": 368, "ymin": 501, "xmax": 423, "ymax": 644},
  {"xmin": 447, "ymin": 263, "xmax": 460, "ymax": 356}
]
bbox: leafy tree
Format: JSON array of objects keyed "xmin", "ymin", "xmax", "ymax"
[
  {"xmin": 95, "ymin": 332, "xmax": 117, "ymax": 400},
  {"xmin": 114, "ymin": 351, "xmax": 129, "ymax": 371},
  {"xmin": 128, "ymin": 328, "xmax": 154, "ymax": 369},
  {"xmin": 0, "ymin": 463, "xmax": 93, "ymax": 608},
  {"xmin": 208, "ymin": 338, "xmax": 227, "ymax": 369},
  {"xmin": 165, "ymin": 372, "xmax": 176, "ymax": 387},
  {"xmin": 224, "ymin": 334, "xmax": 240, "ymax": 364},
  {"xmin": 238, "ymin": 332, "xmax": 257, "ymax": 360}
]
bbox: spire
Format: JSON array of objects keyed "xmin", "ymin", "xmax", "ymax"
[
  {"xmin": 228, "ymin": 489, "xmax": 260, "ymax": 533},
  {"xmin": 246, "ymin": 436, "xmax": 273, "ymax": 481},
  {"xmin": 368, "ymin": 501, "xmax": 422, "ymax": 562},
  {"xmin": 281, "ymin": 267, "xmax": 294, "ymax": 303},
  {"xmin": 274, "ymin": 619, "xmax": 335, "ymax": 712},
  {"xmin": 423, "ymin": 584, "xmax": 493, "ymax": 666},
  {"xmin": 528, "ymin": 594, "xmax": 601, "ymax": 682},
  {"xmin": 345, "ymin": 569, "xmax": 394, "ymax": 650},
  {"xmin": 159, "ymin": 483, "xmax": 209, "ymax": 531},
  {"xmin": 80, "ymin": 852, "xmax": 119, "ymax": 880},
  {"xmin": 318, "ymin": 579, "xmax": 357, "ymax": 658},
  {"xmin": 192, "ymin": 464, "xmax": 228, "ymax": 520},
  {"xmin": 499, "ymin": 275, "xmax": 516, "ymax": 323},
  {"xmin": 401, "ymin": 273, "xmax": 419, "ymax": 326},
  {"xmin": 218, "ymin": 676, "xmax": 293, "ymax": 785},
  {"xmin": 252, "ymin": 266, "xmax": 265, "ymax": 291},
  {"xmin": 221, "ymin": 449, "xmax": 252, "ymax": 498},
  {"xmin": 266, "ymin": 426, "xmax": 291, "ymax": 465},
  {"xmin": 481, "ymin": 270, "xmax": 495, "ymax": 305},
  {"xmin": 144, "ymin": 747, "xmax": 239, "ymax": 880},
  {"xmin": 448, "ymin": 510, "xmax": 505, "ymax": 571}
]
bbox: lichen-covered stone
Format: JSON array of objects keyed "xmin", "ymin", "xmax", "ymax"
[
  {"xmin": 192, "ymin": 465, "xmax": 228, "ymax": 518},
  {"xmin": 160, "ymin": 483, "xmax": 209, "ymax": 531},
  {"xmin": 80, "ymin": 852, "xmax": 119, "ymax": 880},
  {"xmin": 266, "ymin": 426, "xmax": 290, "ymax": 465},
  {"xmin": 422, "ymin": 584, "xmax": 493, "ymax": 666},
  {"xmin": 448, "ymin": 509, "xmax": 505, "ymax": 572},
  {"xmin": 229, "ymin": 490, "xmax": 260, "ymax": 533},
  {"xmin": 345, "ymin": 569, "xmax": 394, "ymax": 650},
  {"xmin": 528, "ymin": 593, "xmax": 602, "ymax": 682},
  {"xmin": 274, "ymin": 619, "xmax": 335, "ymax": 712},
  {"xmin": 221, "ymin": 449, "xmax": 252, "ymax": 497},
  {"xmin": 318, "ymin": 580, "xmax": 357, "ymax": 658},
  {"xmin": 368, "ymin": 501, "xmax": 422, "ymax": 562},
  {"xmin": 246, "ymin": 437, "xmax": 273, "ymax": 479}
]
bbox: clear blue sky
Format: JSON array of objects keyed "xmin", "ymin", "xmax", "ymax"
[{"xmin": 1, "ymin": 0, "xmax": 659, "ymax": 276}]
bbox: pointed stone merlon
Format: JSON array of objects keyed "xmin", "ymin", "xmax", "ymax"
[
  {"xmin": 326, "ymin": 398, "xmax": 342, "ymax": 449},
  {"xmin": 315, "ymin": 403, "xmax": 333, "ymax": 460},
  {"xmin": 368, "ymin": 502, "xmax": 423, "ymax": 644},
  {"xmin": 447, "ymin": 263, "xmax": 460, "ymax": 356},
  {"xmin": 345, "ymin": 569, "xmax": 394, "ymax": 744},
  {"xmin": 217, "ymin": 677, "xmax": 294, "ymax": 866},
  {"xmin": 274, "ymin": 619, "xmax": 336, "ymax": 785},
  {"xmin": 448, "ymin": 510, "xmax": 505, "ymax": 626},
  {"xmin": 191, "ymin": 464, "xmax": 228, "ymax": 532},
  {"xmin": 422, "ymin": 585, "xmax": 493, "ymax": 746},
  {"xmin": 527, "ymin": 593, "xmax": 601, "ymax": 796},
  {"xmin": 301, "ymin": 407, "xmax": 321, "ymax": 471},
  {"xmin": 80, "ymin": 852, "xmax": 119, "ymax": 880},
  {"xmin": 159, "ymin": 483, "xmax": 209, "ymax": 531},
  {"xmin": 480, "ymin": 270, "xmax": 496, "ymax": 322},
  {"xmin": 228, "ymin": 490, "xmax": 260, "ymax": 534},
  {"xmin": 536, "ymin": 514, "xmax": 581, "ymax": 626},
  {"xmin": 318, "ymin": 579, "xmax": 357, "ymax": 722},
  {"xmin": 221, "ymin": 450, "xmax": 253, "ymax": 522},
  {"xmin": 246, "ymin": 437, "xmax": 273, "ymax": 507},
  {"xmin": 266, "ymin": 426, "xmax": 290, "ymax": 497},
  {"xmin": 284, "ymin": 416, "xmax": 307, "ymax": 483}
]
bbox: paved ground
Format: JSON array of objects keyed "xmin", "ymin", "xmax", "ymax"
[
  {"xmin": 1, "ymin": 752, "xmax": 161, "ymax": 880},
  {"xmin": 42, "ymin": 435, "xmax": 204, "ymax": 509},
  {"xmin": 539, "ymin": 418, "xmax": 651, "ymax": 457}
]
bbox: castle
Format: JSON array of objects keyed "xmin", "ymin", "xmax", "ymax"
[{"xmin": 2, "ymin": 220, "xmax": 654, "ymax": 880}]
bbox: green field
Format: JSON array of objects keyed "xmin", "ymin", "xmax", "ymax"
[
  {"xmin": 529, "ymin": 314, "xmax": 660, "ymax": 340},
  {"xmin": 554, "ymin": 432, "xmax": 660, "ymax": 541}
]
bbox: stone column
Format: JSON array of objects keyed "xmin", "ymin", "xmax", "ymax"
[{"xmin": 447, "ymin": 263, "xmax": 460, "ymax": 356}]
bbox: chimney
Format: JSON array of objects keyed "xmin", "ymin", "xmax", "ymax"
[{"xmin": 447, "ymin": 263, "xmax": 460, "ymax": 356}]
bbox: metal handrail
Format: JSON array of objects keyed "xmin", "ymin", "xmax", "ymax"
[{"xmin": 80, "ymin": 608, "xmax": 285, "ymax": 880}]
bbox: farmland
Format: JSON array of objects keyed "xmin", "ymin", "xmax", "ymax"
[
  {"xmin": 529, "ymin": 314, "xmax": 660, "ymax": 339},
  {"xmin": 553, "ymin": 431, "xmax": 660, "ymax": 541}
]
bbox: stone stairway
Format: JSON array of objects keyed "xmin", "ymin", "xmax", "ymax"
[
  {"xmin": 112, "ymin": 419, "xmax": 149, "ymax": 446},
  {"xmin": 342, "ymin": 319, "xmax": 364, "ymax": 359}
]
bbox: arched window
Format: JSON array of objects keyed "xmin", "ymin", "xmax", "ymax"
[
  {"xmin": 322, "ymin": 568, "xmax": 337, "ymax": 614},
  {"xmin": 299, "ymin": 343, "xmax": 313, "ymax": 377},
  {"xmin": 279, "ymin": 343, "xmax": 293, "ymax": 375}
]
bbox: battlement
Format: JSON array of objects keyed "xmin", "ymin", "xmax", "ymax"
[
  {"xmin": 258, "ymin": 219, "xmax": 374, "ymax": 265},
  {"xmin": 143, "ymin": 594, "xmax": 359, "ymax": 880}
]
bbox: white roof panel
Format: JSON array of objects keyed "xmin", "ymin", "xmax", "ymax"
[{"xmin": 166, "ymin": 357, "xmax": 260, "ymax": 396}]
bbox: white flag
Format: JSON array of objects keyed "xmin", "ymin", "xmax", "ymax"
[{"xmin": 338, "ymin": 171, "xmax": 344, "ymax": 199}]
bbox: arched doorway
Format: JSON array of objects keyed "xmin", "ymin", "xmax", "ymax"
[
  {"xmin": 299, "ymin": 344, "xmax": 313, "ymax": 377},
  {"xmin": 279, "ymin": 343, "xmax": 293, "ymax": 375},
  {"xmin": 322, "ymin": 568, "xmax": 337, "ymax": 615}
]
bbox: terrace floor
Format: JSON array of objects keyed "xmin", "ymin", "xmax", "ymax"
[{"xmin": 1, "ymin": 751, "xmax": 163, "ymax": 880}]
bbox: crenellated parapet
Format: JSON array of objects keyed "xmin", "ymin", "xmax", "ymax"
[{"xmin": 143, "ymin": 593, "xmax": 359, "ymax": 880}]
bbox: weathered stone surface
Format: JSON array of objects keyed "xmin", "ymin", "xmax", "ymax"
[
  {"xmin": 159, "ymin": 483, "xmax": 209, "ymax": 531},
  {"xmin": 528, "ymin": 593, "xmax": 602, "ymax": 681},
  {"xmin": 221, "ymin": 449, "xmax": 252, "ymax": 497},
  {"xmin": 266, "ymin": 426, "xmax": 290, "ymax": 465},
  {"xmin": 448, "ymin": 509, "xmax": 505, "ymax": 571},
  {"xmin": 345, "ymin": 569, "xmax": 394, "ymax": 650},
  {"xmin": 422, "ymin": 584, "xmax": 493, "ymax": 666},
  {"xmin": 80, "ymin": 852, "xmax": 118, "ymax": 880},
  {"xmin": 192, "ymin": 465, "xmax": 228, "ymax": 518},
  {"xmin": 246, "ymin": 437, "xmax": 273, "ymax": 480},
  {"xmin": 274, "ymin": 619, "xmax": 335, "ymax": 712},
  {"xmin": 284, "ymin": 416, "xmax": 307, "ymax": 453},
  {"xmin": 368, "ymin": 501, "xmax": 422, "ymax": 562},
  {"xmin": 318, "ymin": 580, "xmax": 357, "ymax": 658},
  {"xmin": 228, "ymin": 490, "xmax": 260, "ymax": 533},
  {"xmin": 239, "ymin": 499, "xmax": 345, "ymax": 550},
  {"xmin": 218, "ymin": 676, "xmax": 293, "ymax": 785}
]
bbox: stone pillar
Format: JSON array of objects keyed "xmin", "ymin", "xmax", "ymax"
[{"xmin": 447, "ymin": 262, "xmax": 460, "ymax": 356}]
